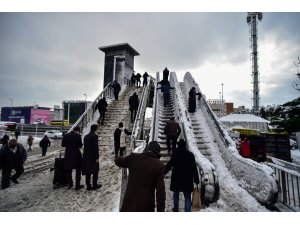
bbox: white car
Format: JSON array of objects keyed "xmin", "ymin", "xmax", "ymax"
[{"xmin": 44, "ymin": 130, "xmax": 63, "ymax": 139}]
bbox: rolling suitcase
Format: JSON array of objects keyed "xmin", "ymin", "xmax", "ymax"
[{"xmin": 52, "ymin": 151, "xmax": 68, "ymax": 189}]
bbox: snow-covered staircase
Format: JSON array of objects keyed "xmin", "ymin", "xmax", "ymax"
[{"xmin": 179, "ymin": 83, "xmax": 212, "ymax": 159}]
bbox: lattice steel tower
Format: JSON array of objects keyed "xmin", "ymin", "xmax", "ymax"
[{"xmin": 247, "ymin": 12, "xmax": 263, "ymax": 115}]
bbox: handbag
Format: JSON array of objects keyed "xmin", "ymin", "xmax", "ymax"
[{"xmin": 192, "ymin": 185, "xmax": 201, "ymax": 210}]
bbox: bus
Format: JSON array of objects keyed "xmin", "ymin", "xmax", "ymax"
[{"xmin": 50, "ymin": 120, "xmax": 69, "ymax": 126}]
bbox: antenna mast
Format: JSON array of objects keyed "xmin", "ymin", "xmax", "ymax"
[{"xmin": 247, "ymin": 12, "xmax": 263, "ymax": 115}]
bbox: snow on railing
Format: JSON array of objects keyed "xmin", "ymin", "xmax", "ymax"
[
  {"xmin": 170, "ymin": 72, "xmax": 220, "ymax": 204},
  {"xmin": 184, "ymin": 72, "xmax": 278, "ymax": 205},
  {"xmin": 149, "ymin": 72, "xmax": 160, "ymax": 142},
  {"xmin": 130, "ymin": 76, "xmax": 155, "ymax": 151}
]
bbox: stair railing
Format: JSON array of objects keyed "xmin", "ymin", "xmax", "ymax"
[
  {"xmin": 183, "ymin": 72, "xmax": 278, "ymax": 205},
  {"xmin": 130, "ymin": 76, "xmax": 155, "ymax": 150},
  {"xmin": 68, "ymin": 77, "xmax": 131, "ymax": 134},
  {"xmin": 149, "ymin": 72, "xmax": 160, "ymax": 142}
]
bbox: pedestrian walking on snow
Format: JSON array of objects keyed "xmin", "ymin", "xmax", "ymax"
[
  {"xmin": 0, "ymin": 139, "xmax": 27, "ymax": 189},
  {"xmin": 164, "ymin": 117, "xmax": 181, "ymax": 155},
  {"xmin": 109, "ymin": 80, "xmax": 121, "ymax": 100},
  {"xmin": 39, "ymin": 135, "xmax": 51, "ymax": 156},
  {"xmin": 27, "ymin": 135, "xmax": 34, "ymax": 152}
]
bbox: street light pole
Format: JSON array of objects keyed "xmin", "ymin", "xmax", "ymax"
[
  {"xmin": 9, "ymin": 98, "xmax": 13, "ymax": 121},
  {"xmin": 221, "ymin": 84, "xmax": 224, "ymax": 116},
  {"xmin": 219, "ymin": 92, "xmax": 222, "ymax": 117}
]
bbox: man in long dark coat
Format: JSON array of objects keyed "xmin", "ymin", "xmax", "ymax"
[
  {"xmin": 0, "ymin": 139, "xmax": 27, "ymax": 189},
  {"xmin": 164, "ymin": 117, "xmax": 181, "ymax": 155},
  {"xmin": 95, "ymin": 97, "xmax": 108, "ymax": 125},
  {"xmin": 143, "ymin": 72, "xmax": 149, "ymax": 87},
  {"xmin": 61, "ymin": 126, "xmax": 84, "ymax": 190},
  {"xmin": 128, "ymin": 92, "xmax": 139, "ymax": 123},
  {"xmin": 109, "ymin": 80, "xmax": 121, "ymax": 100},
  {"xmin": 82, "ymin": 124, "xmax": 101, "ymax": 191},
  {"xmin": 163, "ymin": 67, "xmax": 169, "ymax": 81},
  {"xmin": 115, "ymin": 141, "xmax": 166, "ymax": 212},
  {"xmin": 164, "ymin": 139, "xmax": 199, "ymax": 212}
]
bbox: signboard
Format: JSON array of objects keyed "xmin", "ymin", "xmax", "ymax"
[
  {"xmin": 1, "ymin": 107, "xmax": 31, "ymax": 123},
  {"xmin": 30, "ymin": 109, "xmax": 50, "ymax": 124}
]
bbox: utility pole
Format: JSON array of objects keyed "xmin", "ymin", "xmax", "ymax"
[{"xmin": 247, "ymin": 12, "xmax": 263, "ymax": 115}]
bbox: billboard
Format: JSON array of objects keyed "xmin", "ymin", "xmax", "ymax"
[
  {"xmin": 1, "ymin": 107, "xmax": 31, "ymax": 123},
  {"xmin": 30, "ymin": 109, "xmax": 51, "ymax": 124}
]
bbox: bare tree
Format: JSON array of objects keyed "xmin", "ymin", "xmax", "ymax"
[{"xmin": 293, "ymin": 56, "xmax": 300, "ymax": 91}]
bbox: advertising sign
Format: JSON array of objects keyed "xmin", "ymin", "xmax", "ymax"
[
  {"xmin": 30, "ymin": 109, "xmax": 50, "ymax": 124},
  {"xmin": 1, "ymin": 107, "xmax": 31, "ymax": 123}
]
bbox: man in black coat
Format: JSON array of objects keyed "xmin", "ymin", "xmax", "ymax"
[
  {"xmin": 95, "ymin": 97, "xmax": 108, "ymax": 125},
  {"xmin": 164, "ymin": 139, "xmax": 199, "ymax": 212},
  {"xmin": 0, "ymin": 139, "xmax": 27, "ymax": 189},
  {"xmin": 39, "ymin": 135, "xmax": 51, "ymax": 156},
  {"xmin": 61, "ymin": 126, "xmax": 84, "ymax": 190},
  {"xmin": 163, "ymin": 67, "xmax": 169, "ymax": 81},
  {"xmin": 188, "ymin": 87, "xmax": 201, "ymax": 113},
  {"xmin": 109, "ymin": 80, "xmax": 121, "ymax": 100},
  {"xmin": 143, "ymin": 72, "xmax": 149, "ymax": 87},
  {"xmin": 136, "ymin": 73, "xmax": 142, "ymax": 88},
  {"xmin": 115, "ymin": 141, "xmax": 166, "ymax": 212},
  {"xmin": 82, "ymin": 124, "xmax": 101, "ymax": 191},
  {"xmin": 128, "ymin": 92, "xmax": 139, "ymax": 123}
]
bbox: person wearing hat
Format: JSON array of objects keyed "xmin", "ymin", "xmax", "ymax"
[
  {"xmin": 115, "ymin": 141, "xmax": 166, "ymax": 212},
  {"xmin": 0, "ymin": 138, "xmax": 27, "ymax": 189},
  {"xmin": 164, "ymin": 139, "xmax": 199, "ymax": 212}
]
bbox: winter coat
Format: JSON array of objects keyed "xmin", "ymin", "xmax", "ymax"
[
  {"xmin": 164, "ymin": 120, "xmax": 181, "ymax": 137},
  {"xmin": 110, "ymin": 82, "xmax": 121, "ymax": 93},
  {"xmin": 129, "ymin": 94, "xmax": 139, "ymax": 110},
  {"xmin": 39, "ymin": 137, "xmax": 51, "ymax": 148},
  {"xmin": 136, "ymin": 73, "xmax": 141, "ymax": 81},
  {"xmin": 241, "ymin": 139, "xmax": 251, "ymax": 158},
  {"xmin": 163, "ymin": 68, "xmax": 169, "ymax": 80},
  {"xmin": 0, "ymin": 143, "xmax": 27, "ymax": 169},
  {"xmin": 27, "ymin": 136, "xmax": 34, "ymax": 146},
  {"xmin": 95, "ymin": 98, "xmax": 108, "ymax": 112},
  {"xmin": 61, "ymin": 131, "xmax": 83, "ymax": 170},
  {"xmin": 115, "ymin": 151, "xmax": 166, "ymax": 212},
  {"xmin": 82, "ymin": 132, "xmax": 99, "ymax": 175},
  {"xmin": 164, "ymin": 146, "xmax": 199, "ymax": 192},
  {"xmin": 188, "ymin": 88, "xmax": 200, "ymax": 113},
  {"xmin": 1, "ymin": 134, "xmax": 9, "ymax": 146},
  {"xmin": 114, "ymin": 127, "xmax": 132, "ymax": 149}
]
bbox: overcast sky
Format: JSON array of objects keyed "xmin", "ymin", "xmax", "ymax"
[{"xmin": 0, "ymin": 12, "xmax": 299, "ymax": 109}]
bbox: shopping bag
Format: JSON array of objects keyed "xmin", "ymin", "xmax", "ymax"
[{"xmin": 192, "ymin": 186, "xmax": 201, "ymax": 209}]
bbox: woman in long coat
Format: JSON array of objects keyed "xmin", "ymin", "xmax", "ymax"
[
  {"xmin": 82, "ymin": 124, "xmax": 101, "ymax": 190},
  {"xmin": 188, "ymin": 87, "xmax": 201, "ymax": 113},
  {"xmin": 164, "ymin": 139, "xmax": 199, "ymax": 212}
]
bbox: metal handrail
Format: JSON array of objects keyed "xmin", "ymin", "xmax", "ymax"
[
  {"xmin": 149, "ymin": 72, "xmax": 159, "ymax": 142},
  {"xmin": 130, "ymin": 76, "xmax": 155, "ymax": 150}
]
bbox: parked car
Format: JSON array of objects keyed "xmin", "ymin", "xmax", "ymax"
[
  {"xmin": 32, "ymin": 120, "xmax": 46, "ymax": 125},
  {"xmin": 44, "ymin": 130, "xmax": 63, "ymax": 139}
]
